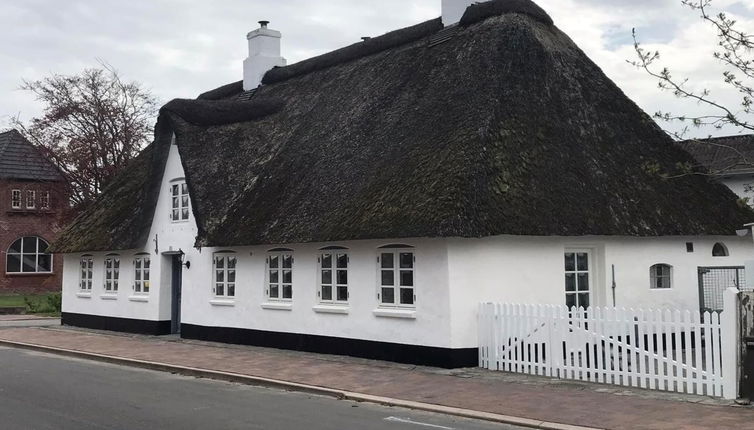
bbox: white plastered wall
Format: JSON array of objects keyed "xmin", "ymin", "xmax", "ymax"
[
  {"xmin": 62, "ymin": 140, "xmax": 198, "ymax": 322},
  {"xmin": 447, "ymin": 235, "xmax": 754, "ymax": 349}
]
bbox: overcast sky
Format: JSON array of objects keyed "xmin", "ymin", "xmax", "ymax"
[{"xmin": 1, "ymin": 0, "xmax": 753, "ymax": 138}]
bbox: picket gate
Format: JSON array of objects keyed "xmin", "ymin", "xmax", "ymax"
[{"xmin": 478, "ymin": 302, "xmax": 736, "ymax": 398}]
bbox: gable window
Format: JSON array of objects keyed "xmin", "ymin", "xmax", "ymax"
[
  {"xmin": 650, "ymin": 264, "xmax": 672, "ymax": 289},
  {"xmin": 79, "ymin": 255, "xmax": 93, "ymax": 291},
  {"xmin": 319, "ymin": 248, "xmax": 348, "ymax": 303},
  {"xmin": 133, "ymin": 254, "xmax": 150, "ymax": 294},
  {"xmin": 378, "ymin": 246, "xmax": 415, "ymax": 307},
  {"xmin": 104, "ymin": 255, "xmax": 120, "ymax": 292},
  {"xmin": 40, "ymin": 191, "xmax": 50, "ymax": 210},
  {"xmin": 11, "ymin": 189, "xmax": 21, "ymax": 209},
  {"xmin": 712, "ymin": 242, "xmax": 729, "ymax": 257},
  {"xmin": 214, "ymin": 253, "xmax": 236, "ymax": 298},
  {"xmin": 26, "ymin": 190, "xmax": 35, "ymax": 209},
  {"xmin": 6, "ymin": 237, "xmax": 52, "ymax": 274},
  {"xmin": 170, "ymin": 181, "xmax": 190, "ymax": 222},
  {"xmin": 565, "ymin": 251, "xmax": 590, "ymax": 309},
  {"xmin": 267, "ymin": 249, "xmax": 293, "ymax": 301}
]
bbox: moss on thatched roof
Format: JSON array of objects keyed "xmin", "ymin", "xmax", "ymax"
[{"xmin": 52, "ymin": 0, "xmax": 754, "ymax": 253}]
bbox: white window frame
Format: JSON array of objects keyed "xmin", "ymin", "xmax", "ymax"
[
  {"xmin": 40, "ymin": 191, "xmax": 50, "ymax": 210},
  {"xmin": 79, "ymin": 255, "xmax": 93, "ymax": 291},
  {"xmin": 170, "ymin": 179, "xmax": 190, "ymax": 222},
  {"xmin": 564, "ymin": 249, "xmax": 592, "ymax": 309},
  {"xmin": 378, "ymin": 247, "xmax": 416, "ymax": 308},
  {"xmin": 26, "ymin": 190, "xmax": 35, "ymax": 209},
  {"xmin": 650, "ymin": 264, "xmax": 673, "ymax": 289},
  {"xmin": 104, "ymin": 255, "xmax": 120, "ymax": 293},
  {"xmin": 11, "ymin": 189, "xmax": 21, "ymax": 209},
  {"xmin": 266, "ymin": 250, "xmax": 293, "ymax": 301},
  {"xmin": 133, "ymin": 254, "xmax": 150, "ymax": 295},
  {"xmin": 213, "ymin": 253, "xmax": 237, "ymax": 298},
  {"xmin": 6, "ymin": 237, "xmax": 53, "ymax": 274},
  {"xmin": 318, "ymin": 249, "xmax": 349, "ymax": 304}
]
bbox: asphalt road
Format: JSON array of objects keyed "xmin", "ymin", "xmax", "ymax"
[{"xmin": 0, "ymin": 346, "xmax": 521, "ymax": 430}]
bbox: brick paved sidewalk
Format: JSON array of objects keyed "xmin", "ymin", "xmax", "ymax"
[{"xmin": 0, "ymin": 326, "xmax": 752, "ymax": 430}]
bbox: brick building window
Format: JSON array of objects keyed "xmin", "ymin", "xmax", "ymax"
[
  {"xmin": 40, "ymin": 191, "xmax": 50, "ymax": 210},
  {"xmin": 11, "ymin": 189, "xmax": 21, "ymax": 209},
  {"xmin": 26, "ymin": 190, "xmax": 35, "ymax": 209},
  {"xmin": 6, "ymin": 237, "xmax": 52, "ymax": 274}
]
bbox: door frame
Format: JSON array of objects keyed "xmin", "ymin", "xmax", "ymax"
[{"xmin": 170, "ymin": 254, "xmax": 183, "ymax": 334}]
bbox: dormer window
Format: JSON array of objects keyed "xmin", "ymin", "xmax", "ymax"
[
  {"xmin": 11, "ymin": 189, "xmax": 21, "ymax": 209},
  {"xmin": 170, "ymin": 180, "xmax": 189, "ymax": 222}
]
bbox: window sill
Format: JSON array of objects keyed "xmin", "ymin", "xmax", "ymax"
[
  {"xmin": 210, "ymin": 299, "xmax": 236, "ymax": 307},
  {"xmin": 128, "ymin": 295, "xmax": 149, "ymax": 302},
  {"xmin": 313, "ymin": 304, "xmax": 349, "ymax": 315},
  {"xmin": 373, "ymin": 308, "xmax": 416, "ymax": 319},
  {"xmin": 100, "ymin": 294, "xmax": 118, "ymax": 300},
  {"xmin": 76, "ymin": 292, "xmax": 92, "ymax": 299},
  {"xmin": 5, "ymin": 272, "xmax": 54, "ymax": 277},
  {"xmin": 261, "ymin": 302, "xmax": 293, "ymax": 311}
]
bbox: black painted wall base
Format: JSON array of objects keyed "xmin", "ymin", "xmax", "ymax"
[
  {"xmin": 62, "ymin": 312, "xmax": 172, "ymax": 336},
  {"xmin": 181, "ymin": 323, "xmax": 478, "ymax": 369}
]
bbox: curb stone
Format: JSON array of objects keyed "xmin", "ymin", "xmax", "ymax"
[{"xmin": 0, "ymin": 339, "xmax": 603, "ymax": 430}]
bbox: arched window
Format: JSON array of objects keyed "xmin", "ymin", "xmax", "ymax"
[
  {"xmin": 213, "ymin": 251, "xmax": 236, "ymax": 298},
  {"xmin": 6, "ymin": 237, "xmax": 52, "ymax": 274},
  {"xmin": 133, "ymin": 253, "xmax": 150, "ymax": 294},
  {"xmin": 104, "ymin": 254, "xmax": 120, "ymax": 293},
  {"xmin": 712, "ymin": 242, "xmax": 729, "ymax": 257},
  {"xmin": 378, "ymin": 245, "xmax": 415, "ymax": 307},
  {"xmin": 650, "ymin": 264, "xmax": 672, "ymax": 289},
  {"xmin": 318, "ymin": 247, "xmax": 349, "ymax": 304},
  {"xmin": 267, "ymin": 249, "xmax": 293, "ymax": 301}
]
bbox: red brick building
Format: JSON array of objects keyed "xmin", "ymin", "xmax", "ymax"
[{"xmin": 0, "ymin": 129, "xmax": 66, "ymax": 294}]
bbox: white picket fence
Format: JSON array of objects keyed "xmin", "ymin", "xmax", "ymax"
[{"xmin": 478, "ymin": 300, "xmax": 737, "ymax": 398}]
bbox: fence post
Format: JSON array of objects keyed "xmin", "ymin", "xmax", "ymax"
[{"xmin": 721, "ymin": 287, "xmax": 740, "ymax": 400}]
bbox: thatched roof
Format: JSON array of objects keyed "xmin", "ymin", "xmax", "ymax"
[
  {"xmin": 679, "ymin": 135, "xmax": 754, "ymax": 176},
  {"xmin": 51, "ymin": 0, "xmax": 754, "ymax": 253},
  {"xmin": 0, "ymin": 129, "xmax": 64, "ymax": 182}
]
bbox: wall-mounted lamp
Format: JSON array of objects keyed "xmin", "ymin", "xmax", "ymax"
[{"xmin": 180, "ymin": 253, "xmax": 191, "ymax": 269}]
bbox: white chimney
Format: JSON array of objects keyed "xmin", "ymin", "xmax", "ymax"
[
  {"xmin": 243, "ymin": 21, "xmax": 287, "ymax": 90},
  {"xmin": 442, "ymin": 0, "xmax": 476, "ymax": 26}
]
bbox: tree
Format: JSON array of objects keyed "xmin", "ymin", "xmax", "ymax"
[
  {"xmin": 11, "ymin": 63, "xmax": 158, "ymax": 208},
  {"xmin": 630, "ymin": 0, "xmax": 753, "ymax": 172}
]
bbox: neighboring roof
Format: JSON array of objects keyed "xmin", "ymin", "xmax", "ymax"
[
  {"xmin": 678, "ymin": 135, "xmax": 754, "ymax": 176},
  {"xmin": 0, "ymin": 129, "xmax": 64, "ymax": 182},
  {"xmin": 51, "ymin": 0, "xmax": 754, "ymax": 253}
]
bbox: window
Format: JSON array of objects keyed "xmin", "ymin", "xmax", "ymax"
[
  {"xmin": 133, "ymin": 255, "xmax": 150, "ymax": 294},
  {"xmin": 379, "ymin": 248, "xmax": 415, "ymax": 307},
  {"xmin": 267, "ymin": 250, "xmax": 293, "ymax": 301},
  {"xmin": 214, "ymin": 253, "xmax": 236, "ymax": 298},
  {"xmin": 104, "ymin": 255, "xmax": 120, "ymax": 292},
  {"xmin": 564, "ymin": 251, "xmax": 590, "ymax": 309},
  {"xmin": 26, "ymin": 190, "xmax": 35, "ymax": 209},
  {"xmin": 319, "ymin": 249, "xmax": 348, "ymax": 303},
  {"xmin": 170, "ymin": 181, "xmax": 190, "ymax": 222},
  {"xmin": 79, "ymin": 256, "xmax": 93, "ymax": 291},
  {"xmin": 712, "ymin": 242, "xmax": 729, "ymax": 257},
  {"xmin": 6, "ymin": 237, "xmax": 52, "ymax": 274},
  {"xmin": 11, "ymin": 189, "xmax": 21, "ymax": 209},
  {"xmin": 650, "ymin": 264, "xmax": 672, "ymax": 289},
  {"xmin": 40, "ymin": 191, "xmax": 50, "ymax": 210}
]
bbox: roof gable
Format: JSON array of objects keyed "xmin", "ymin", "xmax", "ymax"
[
  {"xmin": 0, "ymin": 129, "xmax": 64, "ymax": 182},
  {"xmin": 51, "ymin": 0, "xmax": 754, "ymax": 253}
]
